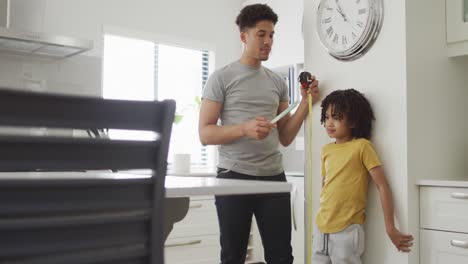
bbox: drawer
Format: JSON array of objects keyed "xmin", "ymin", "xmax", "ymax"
[
  {"xmin": 420, "ymin": 186, "xmax": 468, "ymax": 233},
  {"xmin": 168, "ymin": 198, "xmax": 219, "ymax": 238},
  {"xmin": 420, "ymin": 229, "xmax": 468, "ymax": 264},
  {"xmin": 165, "ymin": 234, "xmax": 220, "ymax": 264}
]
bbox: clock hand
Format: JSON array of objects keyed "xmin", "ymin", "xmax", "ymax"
[
  {"xmin": 335, "ymin": 8, "xmax": 348, "ymax": 22},
  {"xmin": 335, "ymin": 0, "xmax": 348, "ymax": 22},
  {"xmin": 345, "ymin": 15, "xmax": 363, "ymax": 35},
  {"xmin": 335, "ymin": 8, "xmax": 346, "ymax": 21},
  {"xmin": 334, "ymin": 0, "xmax": 362, "ymax": 41},
  {"xmin": 335, "ymin": 0, "xmax": 344, "ymax": 14}
]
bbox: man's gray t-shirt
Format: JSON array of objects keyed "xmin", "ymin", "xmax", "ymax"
[{"xmin": 202, "ymin": 60, "xmax": 289, "ymax": 176}]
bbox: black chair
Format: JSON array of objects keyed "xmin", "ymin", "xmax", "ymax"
[{"xmin": 0, "ymin": 89, "xmax": 175, "ymax": 264}]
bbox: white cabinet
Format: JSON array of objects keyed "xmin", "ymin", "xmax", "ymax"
[
  {"xmin": 164, "ymin": 195, "xmax": 257, "ymax": 264},
  {"xmin": 420, "ymin": 186, "xmax": 468, "ymax": 263},
  {"xmin": 421, "ymin": 229, "xmax": 468, "ymax": 263},
  {"xmin": 164, "ymin": 196, "xmax": 220, "ymax": 264},
  {"xmin": 446, "ymin": 0, "xmax": 468, "ymax": 56}
]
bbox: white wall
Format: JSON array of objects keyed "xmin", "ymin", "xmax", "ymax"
[
  {"xmin": 0, "ymin": 0, "xmax": 242, "ymax": 96},
  {"xmin": 406, "ymin": 0, "xmax": 468, "ymax": 263},
  {"xmin": 243, "ymin": 0, "xmax": 304, "ymax": 68},
  {"xmin": 303, "ymin": 0, "xmax": 409, "ymax": 263},
  {"xmin": 304, "ymin": 0, "xmax": 468, "ymax": 264}
]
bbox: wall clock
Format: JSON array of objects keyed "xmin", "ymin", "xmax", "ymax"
[{"xmin": 316, "ymin": 0, "xmax": 383, "ymax": 61}]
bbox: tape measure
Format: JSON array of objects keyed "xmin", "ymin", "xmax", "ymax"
[{"xmin": 299, "ymin": 72, "xmax": 314, "ymax": 264}]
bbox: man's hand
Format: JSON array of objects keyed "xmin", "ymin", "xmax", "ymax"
[
  {"xmin": 300, "ymin": 75, "xmax": 320, "ymax": 104},
  {"xmin": 387, "ymin": 227, "xmax": 414, "ymax": 252},
  {"xmin": 242, "ymin": 117, "xmax": 276, "ymax": 140}
]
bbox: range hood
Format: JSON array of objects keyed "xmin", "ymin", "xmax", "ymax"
[{"xmin": 0, "ymin": 0, "xmax": 93, "ymax": 58}]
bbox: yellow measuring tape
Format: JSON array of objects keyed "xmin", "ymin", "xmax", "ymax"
[
  {"xmin": 306, "ymin": 93, "xmax": 313, "ymax": 264},
  {"xmin": 298, "ymin": 71, "xmax": 314, "ymax": 264}
]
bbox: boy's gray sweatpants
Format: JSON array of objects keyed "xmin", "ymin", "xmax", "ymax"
[{"xmin": 312, "ymin": 224, "xmax": 365, "ymax": 264}]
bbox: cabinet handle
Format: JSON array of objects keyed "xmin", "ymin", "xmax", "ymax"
[
  {"xmin": 165, "ymin": 239, "xmax": 202, "ymax": 248},
  {"xmin": 291, "ymin": 185, "xmax": 297, "ymax": 231},
  {"xmin": 450, "ymin": 240, "xmax": 468, "ymax": 249},
  {"xmin": 450, "ymin": 192, "xmax": 468, "ymax": 199},
  {"xmin": 189, "ymin": 203, "xmax": 203, "ymax": 209}
]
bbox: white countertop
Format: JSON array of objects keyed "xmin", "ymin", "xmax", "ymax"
[
  {"xmin": 167, "ymin": 170, "xmax": 304, "ymax": 177},
  {"xmin": 165, "ymin": 176, "xmax": 292, "ymax": 197},
  {"xmin": 416, "ymin": 179, "xmax": 468, "ymax": 188},
  {"xmin": 0, "ymin": 171, "xmax": 292, "ymax": 198}
]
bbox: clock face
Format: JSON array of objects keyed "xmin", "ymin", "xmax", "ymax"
[{"xmin": 316, "ymin": 0, "xmax": 383, "ymax": 61}]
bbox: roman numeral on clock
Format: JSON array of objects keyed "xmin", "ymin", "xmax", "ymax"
[{"xmin": 326, "ymin": 26, "xmax": 334, "ymax": 37}]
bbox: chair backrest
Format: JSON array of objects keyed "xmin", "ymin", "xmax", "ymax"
[{"xmin": 0, "ymin": 89, "xmax": 175, "ymax": 264}]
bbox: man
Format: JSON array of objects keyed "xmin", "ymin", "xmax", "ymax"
[{"xmin": 199, "ymin": 4, "xmax": 319, "ymax": 264}]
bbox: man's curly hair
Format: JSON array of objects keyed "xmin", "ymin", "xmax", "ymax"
[
  {"xmin": 235, "ymin": 4, "xmax": 278, "ymax": 32},
  {"xmin": 320, "ymin": 89, "xmax": 375, "ymax": 139}
]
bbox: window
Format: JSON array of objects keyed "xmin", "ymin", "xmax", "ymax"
[{"xmin": 103, "ymin": 33, "xmax": 216, "ymax": 171}]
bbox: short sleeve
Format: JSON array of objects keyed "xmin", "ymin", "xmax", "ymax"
[
  {"xmin": 280, "ymin": 79, "xmax": 289, "ymax": 102},
  {"xmin": 202, "ymin": 71, "xmax": 225, "ymax": 103},
  {"xmin": 320, "ymin": 148, "xmax": 326, "ymax": 177},
  {"xmin": 361, "ymin": 141, "xmax": 382, "ymax": 171}
]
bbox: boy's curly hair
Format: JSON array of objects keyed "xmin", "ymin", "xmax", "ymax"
[
  {"xmin": 235, "ymin": 4, "xmax": 278, "ymax": 32},
  {"xmin": 320, "ymin": 89, "xmax": 375, "ymax": 139}
]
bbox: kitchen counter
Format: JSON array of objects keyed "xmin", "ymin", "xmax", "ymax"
[
  {"xmin": 416, "ymin": 179, "xmax": 468, "ymax": 188},
  {"xmin": 165, "ymin": 175, "xmax": 292, "ymax": 197},
  {"xmin": 167, "ymin": 170, "xmax": 305, "ymax": 178}
]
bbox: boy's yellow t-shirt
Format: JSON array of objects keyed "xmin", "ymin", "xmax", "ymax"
[{"xmin": 316, "ymin": 138, "xmax": 381, "ymax": 233}]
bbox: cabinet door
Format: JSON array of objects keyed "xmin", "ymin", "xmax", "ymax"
[
  {"xmin": 165, "ymin": 234, "xmax": 220, "ymax": 264},
  {"xmin": 420, "ymin": 187, "xmax": 468, "ymax": 233},
  {"xmin": 165, "ymin": 196, "xmax": 221, "ymax": 264},
  {"xmin": 168, "ymin": 198, "xmax": 219, "ymax": 238},
  {"xmin": 420, "ymin": 229, "xmax": 468, "ymax": 264}
]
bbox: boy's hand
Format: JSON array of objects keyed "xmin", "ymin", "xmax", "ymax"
[{"xmin": 387, "ymin": 227, "xmax": 414, "ymax": 252}]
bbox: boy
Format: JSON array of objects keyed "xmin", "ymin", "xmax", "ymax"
[{"xmin": 313, "ymin": 89, "xmax": 413, "ymax": 263}]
